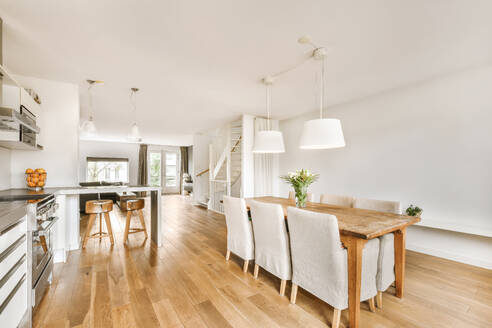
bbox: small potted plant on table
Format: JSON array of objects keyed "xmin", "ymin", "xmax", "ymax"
[{"xmin": 405, "ymin": 205, "xmax": 423, "ymax": 217}]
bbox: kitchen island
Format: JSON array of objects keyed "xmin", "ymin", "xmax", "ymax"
[{"xmin": 0, "ymin": 185, "xmax": 162, "ymax": 263}]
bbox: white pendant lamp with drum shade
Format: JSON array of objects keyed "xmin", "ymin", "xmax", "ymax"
[
  {"xmin": 252, "ymin": 76, "xmax": 285, "ymax": 153},
  {"xmin": 256, "ymin": 36, "xmax": 345, "ymax": 150},
  {"xmin": 128, "ymin": 87, "xmax": 142, "ymax": 140},
  {"xmin": 299, "ymin": 40, "xmax": 345, "ymax": 149}
]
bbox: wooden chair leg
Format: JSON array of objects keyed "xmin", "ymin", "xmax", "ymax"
[
  {"xmin": 99, "ymin": 214, "xmax": 103, "ymax": 241},
  {"xmin": 82, "ymin": 214, "xmax": 96, "ymax": 248},
  {"xmin": 280, "ymin": 279, "xmax": 287, "ymax": 296},
  {"xmin": 104, "ymin": 212, "xmax": 114, "ymax": 246},
  {"xmin": 225, "ymin": 249, "xmax": 231, "ymax": 261},
  {"xmin": 376, "ymin": 291, "xmax": 383, "ymax": 309},
  {"xmin": 253, "ymin": 264, "xmax": 259, "ymax": 279},
  {"xmin": 137, "ymin": 209, "xmax": 148, "ymax": 239},
  {"xmin": 332, "ymin": 308, "xmax": 341, "ymax": 328},
  {"xmin": 39, "ymin": 235, "xmax": 48, "ymax": 253},
  {"xmin": 368, "ymin": 297, "xmax": 376, "ymax": 312},
  {"xmin": 290, "ymin": 283, "xmax": 298, "ymax": 304},
  {"xmin": 243, "ymin": 260, "xmax": 249, "ymax": 273},
  {"xmin": 124, "ymin": 211, "xmax": 132, "ymax": 243}
]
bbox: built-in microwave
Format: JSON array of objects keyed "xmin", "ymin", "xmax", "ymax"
[
  {"xmin": 0, "ymin": 105, "xmax": 40, "ymax": 149},
  {"xmin": 19, "ymin": 106, "xmax": 37, "ymax": 147}
]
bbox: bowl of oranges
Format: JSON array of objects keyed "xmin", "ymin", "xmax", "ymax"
[{"xmin": 25, "ymin": 168, "xmax": 47, "ymax": 190}]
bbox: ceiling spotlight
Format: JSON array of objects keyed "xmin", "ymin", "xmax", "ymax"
[
  {"xmin": 86, "ymin": 79, "xmax": 104, "ymax": 85},
  {"xmin": 297, "ymin": 35, "xmax": 312, "ymax": 44},
  {"xmin": 297, "ymin": 35, "xmax": 318, "ymax": 49}
]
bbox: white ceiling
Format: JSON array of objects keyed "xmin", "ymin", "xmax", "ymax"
[{"xmin": 1, "ymin": 0, "xmax": 492, "ymax": 145}]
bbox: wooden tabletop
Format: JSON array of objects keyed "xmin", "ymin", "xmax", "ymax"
[{"xmin": 245, "ymin": 196, "xmax": 421, "ymax": 240}]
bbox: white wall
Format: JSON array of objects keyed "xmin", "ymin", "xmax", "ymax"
[
  {"xmin": 79, "ymin": 140, "xmax": 139, "ymax": 184},
  {"xmin": 10, "ymin": 76, "xmax": 79, "ymax": 188},
  {"xmin": 253, "ymin": 118, "xmax": 280, "ymax": 197},
  {"xmin": 187, "ymin": 146, "xmax": 193, "ymax": 174},
  {"xmin": 241, "ymin": 115, "xmax": 255, "ymax": 198},
  {"xmin": 192, "ymin": 133, "xmax": 214, "ymax": 204},
  {"xmin": 0, "ymin": 147, "xmax": 11, "ymax": 190},
  {"xmin": 279, "ymin": 65, "xmax": 492, "ymax": 269}
]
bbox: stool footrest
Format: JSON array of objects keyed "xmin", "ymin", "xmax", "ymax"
[
  {"xmin": 90, "ymin": 232, "xmax": 109, "ymax": 237},
  {"xmin": 128, "ymin": 228, "xmax": 146, "ymax": 234}
]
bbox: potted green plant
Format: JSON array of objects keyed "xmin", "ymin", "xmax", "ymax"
[
  {"xmin": 280, "ymin": 169, "xmax": 319, "ymax": 208},
  {"xmin": 405, "ymin": 205, "xmax": 423, "ymax": 217}
]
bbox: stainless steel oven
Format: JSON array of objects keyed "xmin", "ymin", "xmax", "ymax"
[{"xmin": 31, "ymin": 195, "xmax": 58, "ymax": 309}]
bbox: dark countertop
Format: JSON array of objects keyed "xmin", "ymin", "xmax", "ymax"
[
  {"xmin": 0, "ymin": 187, "xmax": 69, "ymax": 201},
  {"xmin": 0, "ymin": 201, "xmax": 28, "ymax": 234}
]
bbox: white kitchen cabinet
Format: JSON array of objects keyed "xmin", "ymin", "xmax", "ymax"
[
  {"xmin": 0, "ymin": 277, "xmax": 27, "ymax": 328},
  {"xmin": 0, "ymin": 216, "xmax": 28, "ymax": 328},
  {"xmin": 20, "ymin": 88, "xmax": 41, "ymax": 117},
  {"xmin": 20, "ymin": 86, "xmax": 43, "ymax": 147},
  {"xmin": 1, "ymin": 84, "xmax": 21, "ymax": 113}
]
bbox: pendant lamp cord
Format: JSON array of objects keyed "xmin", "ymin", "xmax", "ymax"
[
  {"xmin": 130, "ymin": 89, "xmax": 137, "ymax": 125},
  {"xmin": 266, "ymin": 83, "xmax": 271, "ymax": 130},
  {"xmin": 320, "ymin": 56, "xmax": 325, "ymax": 119},
  {"xmin": 88, "ymin": 83, "xmax": 94, "ymax": 120}
]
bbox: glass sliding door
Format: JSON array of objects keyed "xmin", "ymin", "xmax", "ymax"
[
  {"xmin": 149, "ymin": 152, "xmax": 162, "ymax": 187},
  {"xmin": 164, "ymin": 151, "xmax": 179, "ymax": 193},
  {"xmin": 148, "ymin": 149, "xmax": 180, "ymax": 194}
]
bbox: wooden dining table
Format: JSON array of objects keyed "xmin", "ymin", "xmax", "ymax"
[{"xmin": 245, "ymin": 196, "xmax": 421, "ymax": 328}]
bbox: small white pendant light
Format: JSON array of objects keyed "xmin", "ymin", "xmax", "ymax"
[
  {"xmin": 83, "ymin": 117, "xmax": 97, "ymax": 135},
  {"xmin": 128, "ymin": 87, "xmax": 142, "ymax": 140},
  {"xmin": 81, "ymin": 79, "xmax": 102, "ymax": 136},
  {"xmin": 299, "ymin": 48, "xmax": 345, "ymax": 149},
  {"xmin": 253, "ymin": 77, "xmax": 285, "ymax": 153}
]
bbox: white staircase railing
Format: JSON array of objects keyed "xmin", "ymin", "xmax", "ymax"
[{"xmin": 208, "ymin": 120, "xmax": 242, "ymax": 213}]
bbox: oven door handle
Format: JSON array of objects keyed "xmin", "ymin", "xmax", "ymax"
[{"xmin": 37, "ymin": 216, "xmax": 59, "ymax": 235}]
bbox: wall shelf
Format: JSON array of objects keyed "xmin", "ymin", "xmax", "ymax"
[{"xmin": 414, "ymin": 219, "xmax": 492, "ymax": 238}]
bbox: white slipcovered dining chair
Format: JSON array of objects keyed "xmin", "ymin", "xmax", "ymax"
[
  {"xmin": 320, "ymin": 194, "xmax": 354, "ymax": 207},
  {"xmin": 353, "ymin": 197, "xmax": 401, "ymax": 309},
  {"xmin": 249, "ymin": 200, "xmax": 292, "ymax": 296},
  {"xmin": 288, "ymin": 191, "xmax": 314, "ymax": 202},
  {"xmin": 223, "ymin": 196, "xmax": 255, "ymax": 273},
  {"xmin": 288, "ymin": 207, "xmax": 379, "ymax": 328}
]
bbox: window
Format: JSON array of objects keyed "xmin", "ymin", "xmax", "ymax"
[
  {"xmin": 149, "ymin": 152, "xmax": 162, "ymax": 187},
  {"xmin": 87, "ymin": 157, "xmax": 129, "ymax": 183}
]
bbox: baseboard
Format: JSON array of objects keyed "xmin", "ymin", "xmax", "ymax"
[
  {"xmin": 68, "ymin": 239, "xmax": 80, "ymax": 251},
  {"xmin": 53, "ymin": 248, "xmax": 67, "ymax": 264},
  {"xmin": 406, "ymin": 243, "xmax": 492, "ymax": 270},
  {"xmin": 207, "ymin": 207, "xmax": 224, "ymax": 214}
]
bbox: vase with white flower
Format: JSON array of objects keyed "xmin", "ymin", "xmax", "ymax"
[{"xmin": 280, "ymin": 169, "xmax": 319, "ymax": 208}]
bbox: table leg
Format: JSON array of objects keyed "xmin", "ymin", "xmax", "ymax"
[
  {"xmin": 394, "ymin": 228, "xmax": 406, "ymax": 298},
  {"xmin": 344, "ymin": 235, "xmax": 367, "ymax": 328},
  {"xmin": 150, "ymin": 189, "xmax": 162, "ymax": 246}
]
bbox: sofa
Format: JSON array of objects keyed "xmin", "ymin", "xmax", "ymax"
[
  {"xmin": 182, "ymin": 174, "xmax": 193, "ymax": 194},
  {"xmin": 79, "ymin": 181, "xmax": 126, "ymax": 213}
]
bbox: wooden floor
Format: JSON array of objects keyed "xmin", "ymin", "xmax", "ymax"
[{"xmin": 34, "ymin": 195, "xmax": 492, "ymax": 328}]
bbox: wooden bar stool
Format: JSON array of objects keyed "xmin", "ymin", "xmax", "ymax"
[
  {"xmin": 82, "ymin": 199, "xmax": 115, "ymax": 248},
  {"xmin": 124, "ymin": 199, "xmax": 148, "ymax": 243}
]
